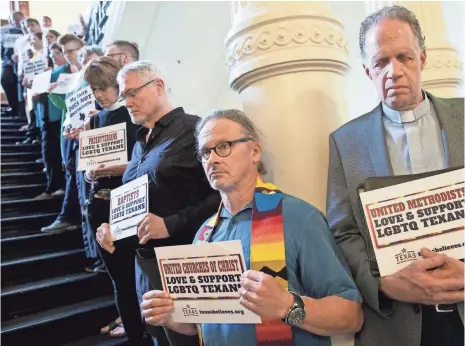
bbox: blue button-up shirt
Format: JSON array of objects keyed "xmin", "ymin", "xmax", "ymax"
[
  {"xmin": 382, "ymin": 92, "xmax": 446, "ymax": 175},
  {"xmin": 194, "ymin": 193, "xmax": 362, "ymax": 346}
]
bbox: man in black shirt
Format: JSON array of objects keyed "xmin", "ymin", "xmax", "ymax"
[{"xmin": 96, "ymin": 61, "xmax": 220, "ymax": 346}]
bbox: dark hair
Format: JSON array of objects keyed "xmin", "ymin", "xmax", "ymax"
[
  {"xmin": 47, "ymin": 30, "xmax": 60, "ymax": 39},
  {"xmin": 42, "ymin": 16, "xmax": 52, "ymax": 21},
  {"xmin": 26, "ymin": 18, "xmax": 40, "ymax": 27},
  {"xmin": 106, "ymin": 40, "xmax": 140, "ymax": 61},
  {"xmin": 49, "ymin": 42, "xmax": 61, "ymax": 51},
  {"xmin": 58, "ymin": 33, "xmax": 85, "ymax": 48},
  {"xmin": 359, "ymin": 5, "xmax": 425, "ymax": 59}
]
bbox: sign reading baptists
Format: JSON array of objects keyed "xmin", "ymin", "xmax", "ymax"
[
  {"xmin": 77, "ymin": 122, "xmax": 127, "ymax": 171},
  {"xmin": 156, "ymin": 240, "xmax": 261, "ymax": 324},
  {"xmin": 109, "ymin": 174, "xmax": 148, "ymax": 241},
  {"xmin": 360, "ymin": 169, "xmax": 465, "ymax": 276}
]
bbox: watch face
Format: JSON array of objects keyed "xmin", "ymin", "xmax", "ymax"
[{"xmin": 288, "ymin": 308, "xmax": 305, "ymax": 325}]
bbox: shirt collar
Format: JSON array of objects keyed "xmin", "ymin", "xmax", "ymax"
[
  {"xmin": 219, "ymin": 201, "xmax": 253, "ymax": 219},
  {"xmin": 382, "ymin": 91, "xmax": 430, "ymax": 124},
  {"xmin": 106, "ymin": 100, "xmax": 125, "ymax": 111},
  {"xmin": 136, "ymin": 107, "xmax": 185, "ymax": 142}
]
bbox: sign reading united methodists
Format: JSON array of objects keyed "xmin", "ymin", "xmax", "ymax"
[
  {"xmin": 359, "ymin": 168, "xmax": 465, "ymax": 276},
  {"xmin": 77, "ymin": 122, "xmax": 127, "ymax": 171}
]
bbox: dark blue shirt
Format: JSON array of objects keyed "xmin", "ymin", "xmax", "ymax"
[{"xmin": 122, "ymin": 107, "xmax": 221, "ymax": 249}]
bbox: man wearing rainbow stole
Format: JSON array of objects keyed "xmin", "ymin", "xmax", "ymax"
[{"xmin": 141, "ymin": 109, "xmax": 363, "ymax": 346}]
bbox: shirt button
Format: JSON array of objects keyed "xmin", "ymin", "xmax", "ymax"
[{"xmin": 413, "ymin": 304, "xmax": 421, "ymax": 313}]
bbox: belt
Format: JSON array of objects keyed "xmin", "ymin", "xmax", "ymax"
[
  {"xmin": 93, "ymin": 189, "xmax": 111, "ymax": 200},
  {"xmin": 425, "ymin": 304, "xmax": 457, "ymax": 312}
]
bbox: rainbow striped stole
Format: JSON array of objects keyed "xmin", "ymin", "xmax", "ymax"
[{"xmin": 196, "ymin": 177, "xmax": 293, "ymax": 345}]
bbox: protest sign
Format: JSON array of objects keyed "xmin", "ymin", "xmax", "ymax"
[
  {"xmin": 31, "ymin": 70, "xmax": 52, "ymax": 95},
  {"xmin": 156, "ymin": 240, "xmax": 261, "ymax": 324},
  {"xmin": 77, "ymin": 122, "xmax": 128, "ymax": 171},
  {"xmin": 110, "ymin": 174, "xmax": 148, "ymax": 241},
  {"xmin": 23, "ymin": 60, "xmax": 47, "ymax": 80},
  {"xmin": 65, "ymin": 86, "xmax": 95, "ymax": 128},
  {"xmin": 3, "ymin": 33, "xmax": 22, "ymax": 48},
  {"xmin": 52, "ymin": 73, "xmax": 81, "ymax": 94},
  {"xmin": 360, "ymin": 168, "xmax": 465, "ymax": 276}
]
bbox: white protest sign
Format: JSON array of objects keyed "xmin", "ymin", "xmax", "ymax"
[
  {"xmin": 110, "ymin": 174, "xmax": 148, "ymax": 241},
  {"xmin": 360, "ymin": 169, "xmax": 465, "ymax": 277},
  {"xmin": 77, "ymin": 122, "xmax": 128, "ymax": 171},
  {"xmin": 65, "ymin": 86, "xmax": 96, "ymax": 128},
  {"xmin": 3, "ymin": 33, "xmax": 22, "ymax": 48},
  {"xmin": 23, "ymin": 60, "xmax": 47, "ymax": 80},
  {"xmin": 52, "ymin": 73, "xmax": 82, "ymax": 94},
  {"xmin": 156, "ymin": 240, "xmax": 261, "ymax": 324},
  {"xmin": 31, "ymin": 70, "xmax": 52, "ymax": 95}
]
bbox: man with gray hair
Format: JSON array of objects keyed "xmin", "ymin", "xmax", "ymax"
[
  {"xmin": 81, "ymin": 45, "xmax": 103, "ymax": 66},
  {"xmin": 96, "ymin": 60, "xmax": 220, "ymax": 346},
  {"xmin": 327, "ymin": 5, "xmax": 464, "ymax": 346},
  {"xmin": 140, "ymin": 109, "xmax": 363, "ymax": 346}
]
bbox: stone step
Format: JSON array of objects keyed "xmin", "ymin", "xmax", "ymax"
[
  {"xmin": 1, "ymin": 161, "xmax": 43, "ymax": 174},
  {"xmin": 1, "ymin": 142, "xmax": 41, "ymax": 153},
  {"xmin": 2, "ymin": 271, "xmax": 113, "ymax": 322},
  {"xmin": 1, "ymin": 296, "xmax": 117, "ymax": 346},
  {"xmin": 1, "ymin": 228, "xmax": 82, "ymax": 261},
  {"xmin": 1, "ymin": 249, "xmax": 86, "ymax": 288},
  {"xmin": 1, "ymin": 171, "xmax": 45, "ymax": 185},
  {"xmin": 1, "ymin": 183, "xmax": 48, "ymax": 200},
  {"xmin": 1, "ymin": 151, "xmax": 41, "ymax": 162},
  {"xmin": 1, "ymin": 196, "xmax": 64, "ymax": 218},
  {"xmin": 1, "ymin": 211, "xmax": 60, "ymax": 235}
]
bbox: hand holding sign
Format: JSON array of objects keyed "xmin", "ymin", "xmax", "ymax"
[
  {"xmin": 238, "ymin": 270, "xmax": 293, "ymax": 319},
  {"xmin": 141, "ymin": 290, "xmax": 174, "ymax": 326},
  {"xmin": 137, "ymin": 213, "xmax": 169, "ymax": 244},
  {"xmin": 379, "ymin": 251, "xmax": 464, "ymax": 305},
  {"xmin": 421, "ymin": 248, "xmax": 464, "ymax": 284},
  {"xmin": 96, "ymin": 223, "xmax": 115, "ymax": 254}
]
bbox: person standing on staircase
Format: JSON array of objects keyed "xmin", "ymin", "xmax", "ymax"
[
  {"xmin": 96, "ymin": 60, "xmax": 221, "ymax": 346},
  {"xmin": 1, "ymin": 11, "xmax": 24, "ymax": 119}
]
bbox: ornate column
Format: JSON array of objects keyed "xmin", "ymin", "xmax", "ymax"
[
  {"xmin": 365, "ymin": 1, "xmax": 464, "ymax": 97},
  {"xmin": 225, "ymin": 1, "xmax": 350, "ymax": 212}
]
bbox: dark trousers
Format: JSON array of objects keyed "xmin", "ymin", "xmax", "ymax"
[
  {"xmin": 1, "ymin": 65, "xmax": 19, "ymax": 115},
  {"xmin": 76, "ymin": 170, "xmax": 98, "ymax": 259},
  {"xmin": 137, "ymin": 253, "xmax": 200, "ymax": 346},
  {"xmin": 41, "ymin": 121, "xmax": 65, "ymax": 194},
  {"xmin": 56, "ymin": 142, "xmax": 80, "ymax": 224},
  {"xmin": 421, "ymin": 306, "xmax": 464, "ymax": 346},
  {"xmin": 87, "ymin": 197, "xmax": 153, "ymax": 346}
]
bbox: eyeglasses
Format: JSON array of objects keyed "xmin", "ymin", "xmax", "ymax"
[
  {"xmin": 120, "ymin": 79, "xmax": 156, "ymax": 100},
  {"xmin": 196, "ymin": 138, "xmax": 252, "ymax": 162},
  {"xmin": 50, "ymin": 51, "xmax": 63, "ymax": 58}
]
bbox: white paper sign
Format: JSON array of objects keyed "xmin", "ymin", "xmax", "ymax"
[
  {"xmin": 110, "ymin": 174, "xmax": 148, "ymax": 241},
  {"xmin": 156, "ymin": 240, "xmax": 261, "ymax": 324},
  {"xmin": 359, "ymin": 169, "xmax": 465, "ymax": 277},
  {"xmin": 3, "ymin": 33, "xmax": 22, "ymax": 48},
  {"xmin": 77, "ymin": 122, "xmax": 128, "ymax": 171},
  {"xmin": 31, "ymin": 70, "xmax": 52, "ymax": 95},
  {"xmin": 52, "ymin": 73, "xmax": 82, "ymax": 94},
  {"xmin": 65, "ymin": 86, "xmax": 95, "ymax": 128},
  {"xmin": 24, "ymin": 60, "xmax": 47, "ymax": 80}
]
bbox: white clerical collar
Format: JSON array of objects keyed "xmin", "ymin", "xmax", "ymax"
[
  {"xmin": 106, "ymin": 100, "xmax": 125, "ymax": 111},
  {"xmin": 382, "ymin": 91, "xmax": 430, "ymax": 124}
]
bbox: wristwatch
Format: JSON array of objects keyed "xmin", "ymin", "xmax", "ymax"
[{"xmin": 283, "ymin": 292, "xmax": 306, "ymax": 326}]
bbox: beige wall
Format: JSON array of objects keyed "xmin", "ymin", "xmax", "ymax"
[{"xmin": 28, "ymin": 1, "xmax": 93, "ymax": 35}]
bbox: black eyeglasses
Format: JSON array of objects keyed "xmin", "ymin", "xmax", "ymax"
[
  {"xmin": 196, "ymin": 137, "xmax": 252, "ymax": 162},
  {"xmin": 120, "ymin": 79, "xmax": 156, "ymax": 100}
]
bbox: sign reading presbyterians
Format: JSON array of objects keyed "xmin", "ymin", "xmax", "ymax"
[
  {"xmin": 156, "ymin": 240, "xmax": 261, "ymax": 324},
  {"xmin": 77, "ymin": 122, "xmax": 127, "ymax": 171},
  {"xmin": 360, "ymin": 169, "xmax": 465, "ymax": 276}
]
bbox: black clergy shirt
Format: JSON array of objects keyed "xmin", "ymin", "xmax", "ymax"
[{"xmin": 122, "ymin": 107, "xmax": 221, "ymax": 249}]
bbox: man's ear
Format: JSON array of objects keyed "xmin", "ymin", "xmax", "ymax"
[
  {"xmin": 420, "ymin": 49, "xmax": 427, "ymax": 71},
  {"xmin": 362, "ymin": 63, "xmax": 372, "ymax": 80}
]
